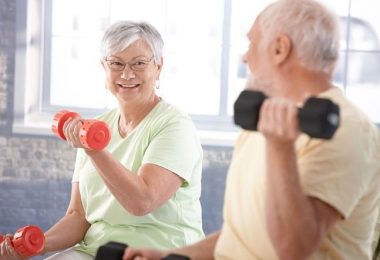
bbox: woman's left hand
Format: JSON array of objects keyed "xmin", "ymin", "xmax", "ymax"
[{"xmin": 0, "ymin": 235, "xmax": 27, "ymax": 260}]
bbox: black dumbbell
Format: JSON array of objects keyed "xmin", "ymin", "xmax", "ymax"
[
  {"xmin": 95, "ymin": 241, "xmax": 127, "ymax": 260},
  {"xmin": 233, "ymin": 90, "xmax": 340, "ymax": 139},
  {"xmin": 95, "ymin": 241, "xmax": 190, "ymax": 260}
]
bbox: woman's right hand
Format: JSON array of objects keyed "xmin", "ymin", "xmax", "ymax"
[
  {"xmin": 0, "ymin": 236, "xmax": 27, "ymax": 260},
  {"xmin": 62, "ymin": 117, "xmax": 84, "ymax": 149}
]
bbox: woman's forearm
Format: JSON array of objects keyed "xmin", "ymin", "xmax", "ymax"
[{"xmin": 41, "ymin": 210, "xmax": 90, "ymax": 255}]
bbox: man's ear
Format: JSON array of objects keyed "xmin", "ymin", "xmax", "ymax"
[{"xmin": 271, "ymin": 34, "xmax": 292, "ymax": 65}]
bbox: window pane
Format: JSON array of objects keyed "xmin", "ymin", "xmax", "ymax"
[
  {"xmin": 318, "ymin": 0, "xmax": 350, "ymax": 17},
  {"xmin": 350, "ymin": 0, "xmax": 380, "ymax": 51},
  {"xmin": 332, "ymin": 51, "xmax": 347, "ymax": 90},
  {"xmin": 159, "ymin": 0, "xmax": 224, "ymax": 115},
  {"xmin": 50, "ymin": 0, "xmax": 109, "ymax": 109},
  {"xmin": 49, "ymin": 0, "xmax": 223, "ymax": 116},
  {"xmin": 346, "ymin": 51, "xmax": 380, "ymax": 123},
  {"xmin": 52, "ymin": 0, "xmax": 109, "ymax": 35},
  {"xmin": 227, "ymin": 0, "xmax": 276, "ymax": 115},
  {"xmin": 109, "ymin": 0, "xmax": 166, "ymax": 28},
  {"xmin": 50, "ymin": 37, "xmax": 107, "ymax": 108}
]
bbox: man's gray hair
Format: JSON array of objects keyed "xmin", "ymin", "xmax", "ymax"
[
  {"xmin": 259, "ymin": 0, "xmax": 340, "ymax": 74},
  {"xmin": 100, "ymin": 21, "xmax": 164, "ymax": 64}
]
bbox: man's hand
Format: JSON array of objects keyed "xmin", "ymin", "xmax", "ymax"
[
  {"xmin": 258, "ymin": 97, "xmax": 300, "ymax": 144},
  {"xmin": 123, "ymin": 247, "xmax": 166, "ymax": 260}
]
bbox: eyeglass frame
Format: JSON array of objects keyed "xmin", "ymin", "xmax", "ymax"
[{"xmin": 104, "ymin": 55, "xmax": 156, "ymax": 72}]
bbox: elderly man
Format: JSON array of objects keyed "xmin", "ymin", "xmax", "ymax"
[{"xmin": 123, "ymin": 0, "xmax": 380, "ymax": 259}]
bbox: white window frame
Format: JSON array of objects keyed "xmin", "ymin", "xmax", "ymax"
[
  {"xmin": 13, "ymin": 0, "xmax": 380, "ymax": 146},
  {"xmin": 13, "ymin": 0, "xmax": 240, "ymax": 146}
]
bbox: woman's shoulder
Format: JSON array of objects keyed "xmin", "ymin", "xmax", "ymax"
[
  {"xmin": 152, "ymin": 99, "xmax": 191, "ymax": 121},
  {"xmin": 144, "ymin": 100, "xmax": 196, "ymax": 133}
]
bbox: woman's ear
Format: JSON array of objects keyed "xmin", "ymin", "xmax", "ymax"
[
  {"xmin": 156, "ymin": 57, "xmax": 164, "ymax": 79},
  {"xmin": 157, "ymin": 57, "xmax": 163, "ymax": 70},
  {"xmin": 271, "ymin": 34, "xmax": 292, "ymax": 65}
]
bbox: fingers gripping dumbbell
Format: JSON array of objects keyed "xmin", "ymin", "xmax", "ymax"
[
  {"xmin": 0, "ymin": 225, "xmax": 45, "ymax": 257},
  {"xmin": 52, "ymin": 110, "xmax": 111, "ymax": 151},
  {"xmin": 95, "ymin": 241, "xmax": 190, "ymax": 260},
  {"xmin": 233, "ymin": 90, "xmax": 340, "ymax": 139}
]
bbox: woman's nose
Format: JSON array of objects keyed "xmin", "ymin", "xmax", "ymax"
[{"xmin": 121, "ymin": 67, "xmax": 135, "ymax": 80}]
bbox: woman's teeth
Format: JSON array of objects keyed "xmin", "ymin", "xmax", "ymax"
[{"xmin": 118, "ymin": 84, "xmax": 139, "ymax": 88}]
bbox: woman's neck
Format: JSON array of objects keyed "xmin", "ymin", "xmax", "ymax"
[{"xmin": 118, "ymin": 94, "xmax": 161, "ymax": 138}]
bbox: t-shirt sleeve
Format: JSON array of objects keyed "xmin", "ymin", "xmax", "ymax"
[
  {"xmin": 299, "ymin": 121, "xmax": 374, "ymax": 219},
  {"xmin": 142, "ymin": 115, "xmax": 202, "ymax": 187},
  {"xmin": 72, "ymin": 149, "xmax": 86, "ymax": 182}
]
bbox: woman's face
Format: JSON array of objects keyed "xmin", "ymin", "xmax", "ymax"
[{"xmin": 103, "ymin": 39, "xmax": 162, "ymax": 105}]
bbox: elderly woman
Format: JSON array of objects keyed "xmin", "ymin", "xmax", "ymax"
[{"xmin": 0, "ymin": 21, "xmax": 204, "ymax": 260}]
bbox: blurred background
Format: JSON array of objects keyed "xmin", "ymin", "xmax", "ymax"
[{"xmin": 1, "ymin": 0, "xmax": 379, "ymax": 259}]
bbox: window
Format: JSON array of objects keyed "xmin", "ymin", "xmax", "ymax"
[{"xmin": 14, "ymin": 0, "xmax": 380, "ymax": 144}]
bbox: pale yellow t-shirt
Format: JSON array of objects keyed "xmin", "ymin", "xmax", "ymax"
[
  {"xmin": 215, "ymin": 87, "xmax": 380, "ymax": 259},
  {"xmin": 71, "ymin": 100, "xmax": 204, "ymax": 256}
]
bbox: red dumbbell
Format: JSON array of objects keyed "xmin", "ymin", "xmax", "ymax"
[
  {"xmin": 52, "ymin": 110, "xmax": 111, "ymax": 151},
  {"xmin": 0, "ymin": 225, "xmax": 45, "ymax": 257}
]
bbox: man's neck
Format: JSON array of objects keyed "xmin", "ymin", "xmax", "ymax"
[{"xmin": 274, "ymin": 68, "xmax": 333, "ymax": 104}]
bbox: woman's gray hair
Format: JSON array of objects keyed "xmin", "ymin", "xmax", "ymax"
[
  {"xmin": 259, "ymin": 0, "xmax": 340, "ymax": 74},
  {"xmin": 100, "ymin": 21, "xmax": 164, "ymax": 64}
]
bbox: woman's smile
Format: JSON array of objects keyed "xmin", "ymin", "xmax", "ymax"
[{"xmin": 117, "ymin": 83, "xmax": 141, "ymax": 89}]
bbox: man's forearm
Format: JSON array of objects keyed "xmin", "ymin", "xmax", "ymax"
[
  {"xmin": 265, "ymin": 142, "xmax": 320, "ymax": 259},
  {"xmin": 170, "ymin": 231, "xmax": 220, "ymax": 260}
]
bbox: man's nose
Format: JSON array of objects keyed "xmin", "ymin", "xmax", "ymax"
[{"xmin": 242, "ymin": 52, "xmax": 248, "ymax": 64}]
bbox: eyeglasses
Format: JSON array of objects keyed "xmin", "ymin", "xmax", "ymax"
[{"xmin": 105, "ymin": 56, "xmax": 155, "ymax": 72}]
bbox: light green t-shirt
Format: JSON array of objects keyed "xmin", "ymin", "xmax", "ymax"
[{"xmin": 72, "ymin": 100, "xmax": 204, "ymax": 256}]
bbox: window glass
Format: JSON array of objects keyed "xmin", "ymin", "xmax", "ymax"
[
  {"xmin": 227, "ymin": 0, "xmax": 276, "ymax": 115},
  {"xmin": 160, "ymin": 0, "xmax": 223, "ymax": 115},
  {"xmin": 15, "ymin": 0, "xmax": 380, "ymax": 138},
  {"xmin": 49, "ymin": 0, "xmax": 224, "ymax": 115},
  {"xmin": 346, "ymin": 52, "xmax": 380, "ymax": 122},
  {"xmin": 350, "ymin": 0, "xmax": 380, "ymax": 51}
]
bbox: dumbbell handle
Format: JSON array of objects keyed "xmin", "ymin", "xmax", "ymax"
[
  {"xmin": 95, "ymin": 241, "xmax": 190, "ymax": 260},
  {"xmin": 0, "ymin": 225, "xmax": 45, "ymax": 257},
  {"xmin": 234, "ymin": 90, "xmax": 340, "ymax": 139},
  {"xmin": 52, "ymin": 110, "xmax": 111, "ymax": 151}
]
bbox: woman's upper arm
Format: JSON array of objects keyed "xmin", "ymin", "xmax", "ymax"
[
  {"xmin": 137, "ymin": 163, "xmax": 183, "ymax": 209},
  {"xmin": 66, "ymin": 182, "xmax": 86, "ymax": 217},
  {"xmin": 142, "ymin": 117, "xmax": 202, "ymax": 185}
]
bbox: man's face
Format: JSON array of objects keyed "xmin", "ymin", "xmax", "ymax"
[{"xmin": 243, "ymin": 20, "xmax": 273, "ymax": 94}]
